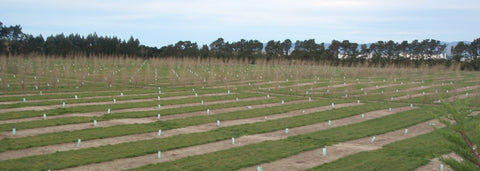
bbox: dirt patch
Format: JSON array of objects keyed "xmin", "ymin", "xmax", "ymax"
[
  {"xmin": 0, "ymin": 118, "xmax": 153, "ymax": 140},
  {"xmin": 392, "ymin": 92, "xmax": 432, "ymax": 101},
  {"xmin": 0, "ymin": 93, "xmax": 257, "ymax": 125},
  {"xmin": 240, "ymin": 119, "xmax": 443, "ymax": 171},
  {"xmin": 0, "ymin": 89, "xmax": 121, "ymax": 98},
  {"xmin": 309, "ymin": 79, "xmax": 399, "ymax": 92},
  {"xmin": 209, "ymin": 80, "xmax": 263, "ymax": 89},
  {"xmin": 440, "ymin": 93, "xmax": 480, "ymax": 102},
  {"xmin": 362, "ymin": 83, "xmax": 407, "ymax": 91},
  {"xmin": 211, "ymin": 80, "xmax": 272, "ymax": 88},
  {"xmin": 401, "ymin": 84, "xmax": 436, "ymax": 92},
  {"xmin": 0, "ymin": 93, "xmax": 230, "ymax": 114},
  {"xmin": 413, "ymin": 153, "xmax": 462, "ymax": 171},
  {"xmin": 348, "ymin": 83, "xmax": 446, "ymax": 99},
  {"xmin": 0, "ymin": 96, "xmax": 276, "ymax": 139},
  {"xmin": 394, "ymin": 85, "xmax": 480, "ymax": 101},
  {"xmin": 0, "ymin": 96, "xmax": 266, "ymax": 124},
  {"xmin": 0, "ymin": 102, "xmax": 358, "ymax": 161},
  {"xmin": 454, "ymin": 85, "xmax": 480, "ymax": 92},
  {"xmin": 0, "ymin": 92, "xmax": 161, "ymax": 105},
  {"xmin": 413, "ymin": 158, "xmax": 453, "ymax": 171},
  {"xmin": 59, "ymin": 106, "xmax": 412, "ymax": 171},
  {"xmin": 260, "ymin": 82, "xmax": 316, "ymax": 90}
]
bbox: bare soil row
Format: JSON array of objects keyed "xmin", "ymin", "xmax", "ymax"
[{"xmin": 60, "ymin": 106, "xmax": 414, "ymax": 171}]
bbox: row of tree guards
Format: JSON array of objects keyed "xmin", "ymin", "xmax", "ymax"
[
  {"xmin": 15, "ymin": 79, "xmax": 470, "ymax": 138},
  {"xmin": 7, "ymin": 89, "xmax": 454, "ymax": 170},
  {"xmin": 10, "ymin": 98, "xmax": 412, "ymax": 137},
  {"xmin": 68, "ymin": 111, "xmax": 417, "ymax": 171},
  {"xmin": 10, "ymin": 78, "xmax": 465, "ymax": 116}
]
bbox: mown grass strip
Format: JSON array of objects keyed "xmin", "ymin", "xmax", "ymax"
[
  {"xmin": 0, "ymin": 92, "xmax": 262, "ymax": 120},
  {"xmin": 307, "ymin": 131, "xmax": 450, "ymax": 171},
  {"xmin": 0, "ymin": 96, "xmax": 330, "ymax": 152},
  {"xmin": 0, "ymin": 88, "xmax": 225, "ymax": 109},
  {"xmin": 128, "ymin": 105, "xmax": 445, "ymax": 170},
  {"xmin": 0, "ymin": 101, "xmax": 397, "ymax": 170},
  {"xmin": 0, "ymin": 89, "xmax": 153, "ymax": 102},
  {"xmin": 0, "ymin": 87, "xmax": 167, "ymax": 98},
  {"xmin": 0, "ymin": 96, "xmax": 296, "ymax": 131},
  {"xmin": 0, "ymin": 85, "xmax": 226, "ymax": 101},
  {"xmin": 404, "ymin": 88, "xmax": 480, "ymax": 104}
]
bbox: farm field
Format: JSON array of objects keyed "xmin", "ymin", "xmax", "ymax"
[{"xmin": 0, "ymin": 56, "xmax": 479, "ymax": 171}]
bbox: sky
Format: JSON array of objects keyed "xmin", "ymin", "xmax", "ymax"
[{"xmin": 1, "ymin": 0, "xmax": 479, "ymax": 47}]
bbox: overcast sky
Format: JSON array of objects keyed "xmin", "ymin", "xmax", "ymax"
[{"xmin": 1, "ymin": 0, "xmax": 479, "ymax": 47}]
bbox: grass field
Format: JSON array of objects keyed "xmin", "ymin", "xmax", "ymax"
[{"xmin": 0, "ymin": 56, "xmax": 479, "ymax": 170}]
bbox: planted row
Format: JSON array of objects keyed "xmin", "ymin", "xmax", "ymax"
[
  {"xmin": 0, "ymin": 96, "xmax": 300, "ymax": 131},
  {"xmin": 0, "ymin": 97, "xmax": 335, "ymax": 151},
  {"xmin": 131, "ymin": 105, "xmax": 445, "ymax": 170},
  {"xmin": 1, "ymin": 101, "xmax": 398, "ymax": 170},
  {"xmin": 0, "ymin": 92, "xmax": 263, "ymax": 120},
  {"xmin": 0, "ymin": 88, "xmax": 225, "ymax": 109},
  {"xmin": 309, "ymin": 131, "xmax": 450, "ymax": 171}
]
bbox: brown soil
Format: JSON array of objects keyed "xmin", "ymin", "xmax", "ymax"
[
  {"xmin": 260, "ymin": 82, "xmax": 316, "ymax": 90},
  {"xmin": 0, "ymin": 96, "xmax": 274, "ymax": 139},
  {"xmin": 362, "ymin": 83, "xmax": 407, "ymax": 91},
  {"xmin": 392, "ymin": 92, "xmax": 433, "ymax": 100},
  {"xmin": 413, "ymin": 153, "xmax": 462, "ymax": 171},
  {"xmin": 400, "ymin": 84, "xmax": 436, "ymax": 92},
  {"xmin": 0, "ymin": 92, "xmax": 160, "ymax": 105},
  {"xmin": 0, "ymin": 96, "xmax": 268, "ymax": 125},
  {"xmin": 0, "ymin": 101, "xmax": 358, "ymax": 160},
  {"xmin": 240, "ymin": 119, "xmax": 443, "ymax": 171},
  {"xmin": 349, "ymin": 83, "xmax": 449, "ymax": 99},
  {"xmin": 0, "ymin": 89, "xmax": 121, "ymax": 98},
  {"xmin": 0, "ymin": 93, "xmax": 260, "ymax": 125},
  {"xmin": 207, "ymin": 79, "xmax": 276, "ymax": 89},
  {"xmin": 347, "ymin": 83, "xmax": 415, "ymax": 98},
  {"xmin": 394, "ymin": 85, "xmax": 480, "ymax": 101},
  {"xmin": 58, "ymin": 106, "xmax": 413, "ymax": 171},
  {"xmin": 0, "ymin": 93, "xmax": 230, "ymax": 114},
  {"xmin": 309, "ymin": 79, "xmax": 400, "ymax": 92},
  {"xmin": 0, "ymin": 101, "xmax": 356, "ymax": 160},
  {"xmin": 208, "ymin": 80, "xmax": 263, "ymax": 89},
  {"xmin": 440, "ymin": 93, "xmax": 479, "ymax": 102}
]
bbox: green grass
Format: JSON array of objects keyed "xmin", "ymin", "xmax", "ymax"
[
  {"xmin": 404, "ymin": 88, "xmax": 480, "ymax": 104},
  {"xmin": 0, "ymin": 102, "xmax": 402, "ymax": 170},
  {"xmin": 0, "ymin": 97, "xmax": 346, "ymax": 152},
  {"xmin": 127, "ymin": 105, "xmax": 445, "ymax": 170},
  {"xmin": 0, "ymin": 88, "xmax": 226, "ymax": 109},
  {"xmin": 1, "ymin": 57, "xmax": 479, "ymax": 171},
  {"xmin": 0, "ymin": 89, "xmax": 153, "ymax": 102},
  {"xmin": 308, "ymin": 131, "xmax": 450, "ymax": 171},
  {"xmin": 0, "ymin": 95, "xmax": 298, "ymax": 131},
  {"xmin": 0, "ymin": 92, "xmax": 263, "ymax": 120}
]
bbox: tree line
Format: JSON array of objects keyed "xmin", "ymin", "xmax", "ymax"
[
  {"xmin": 1, "ymin": 22, "xmax": 479, "ymax": 70},
  {"xmin": 0, "ymin": 22, "xmax": 158, "ymax": 58}
]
